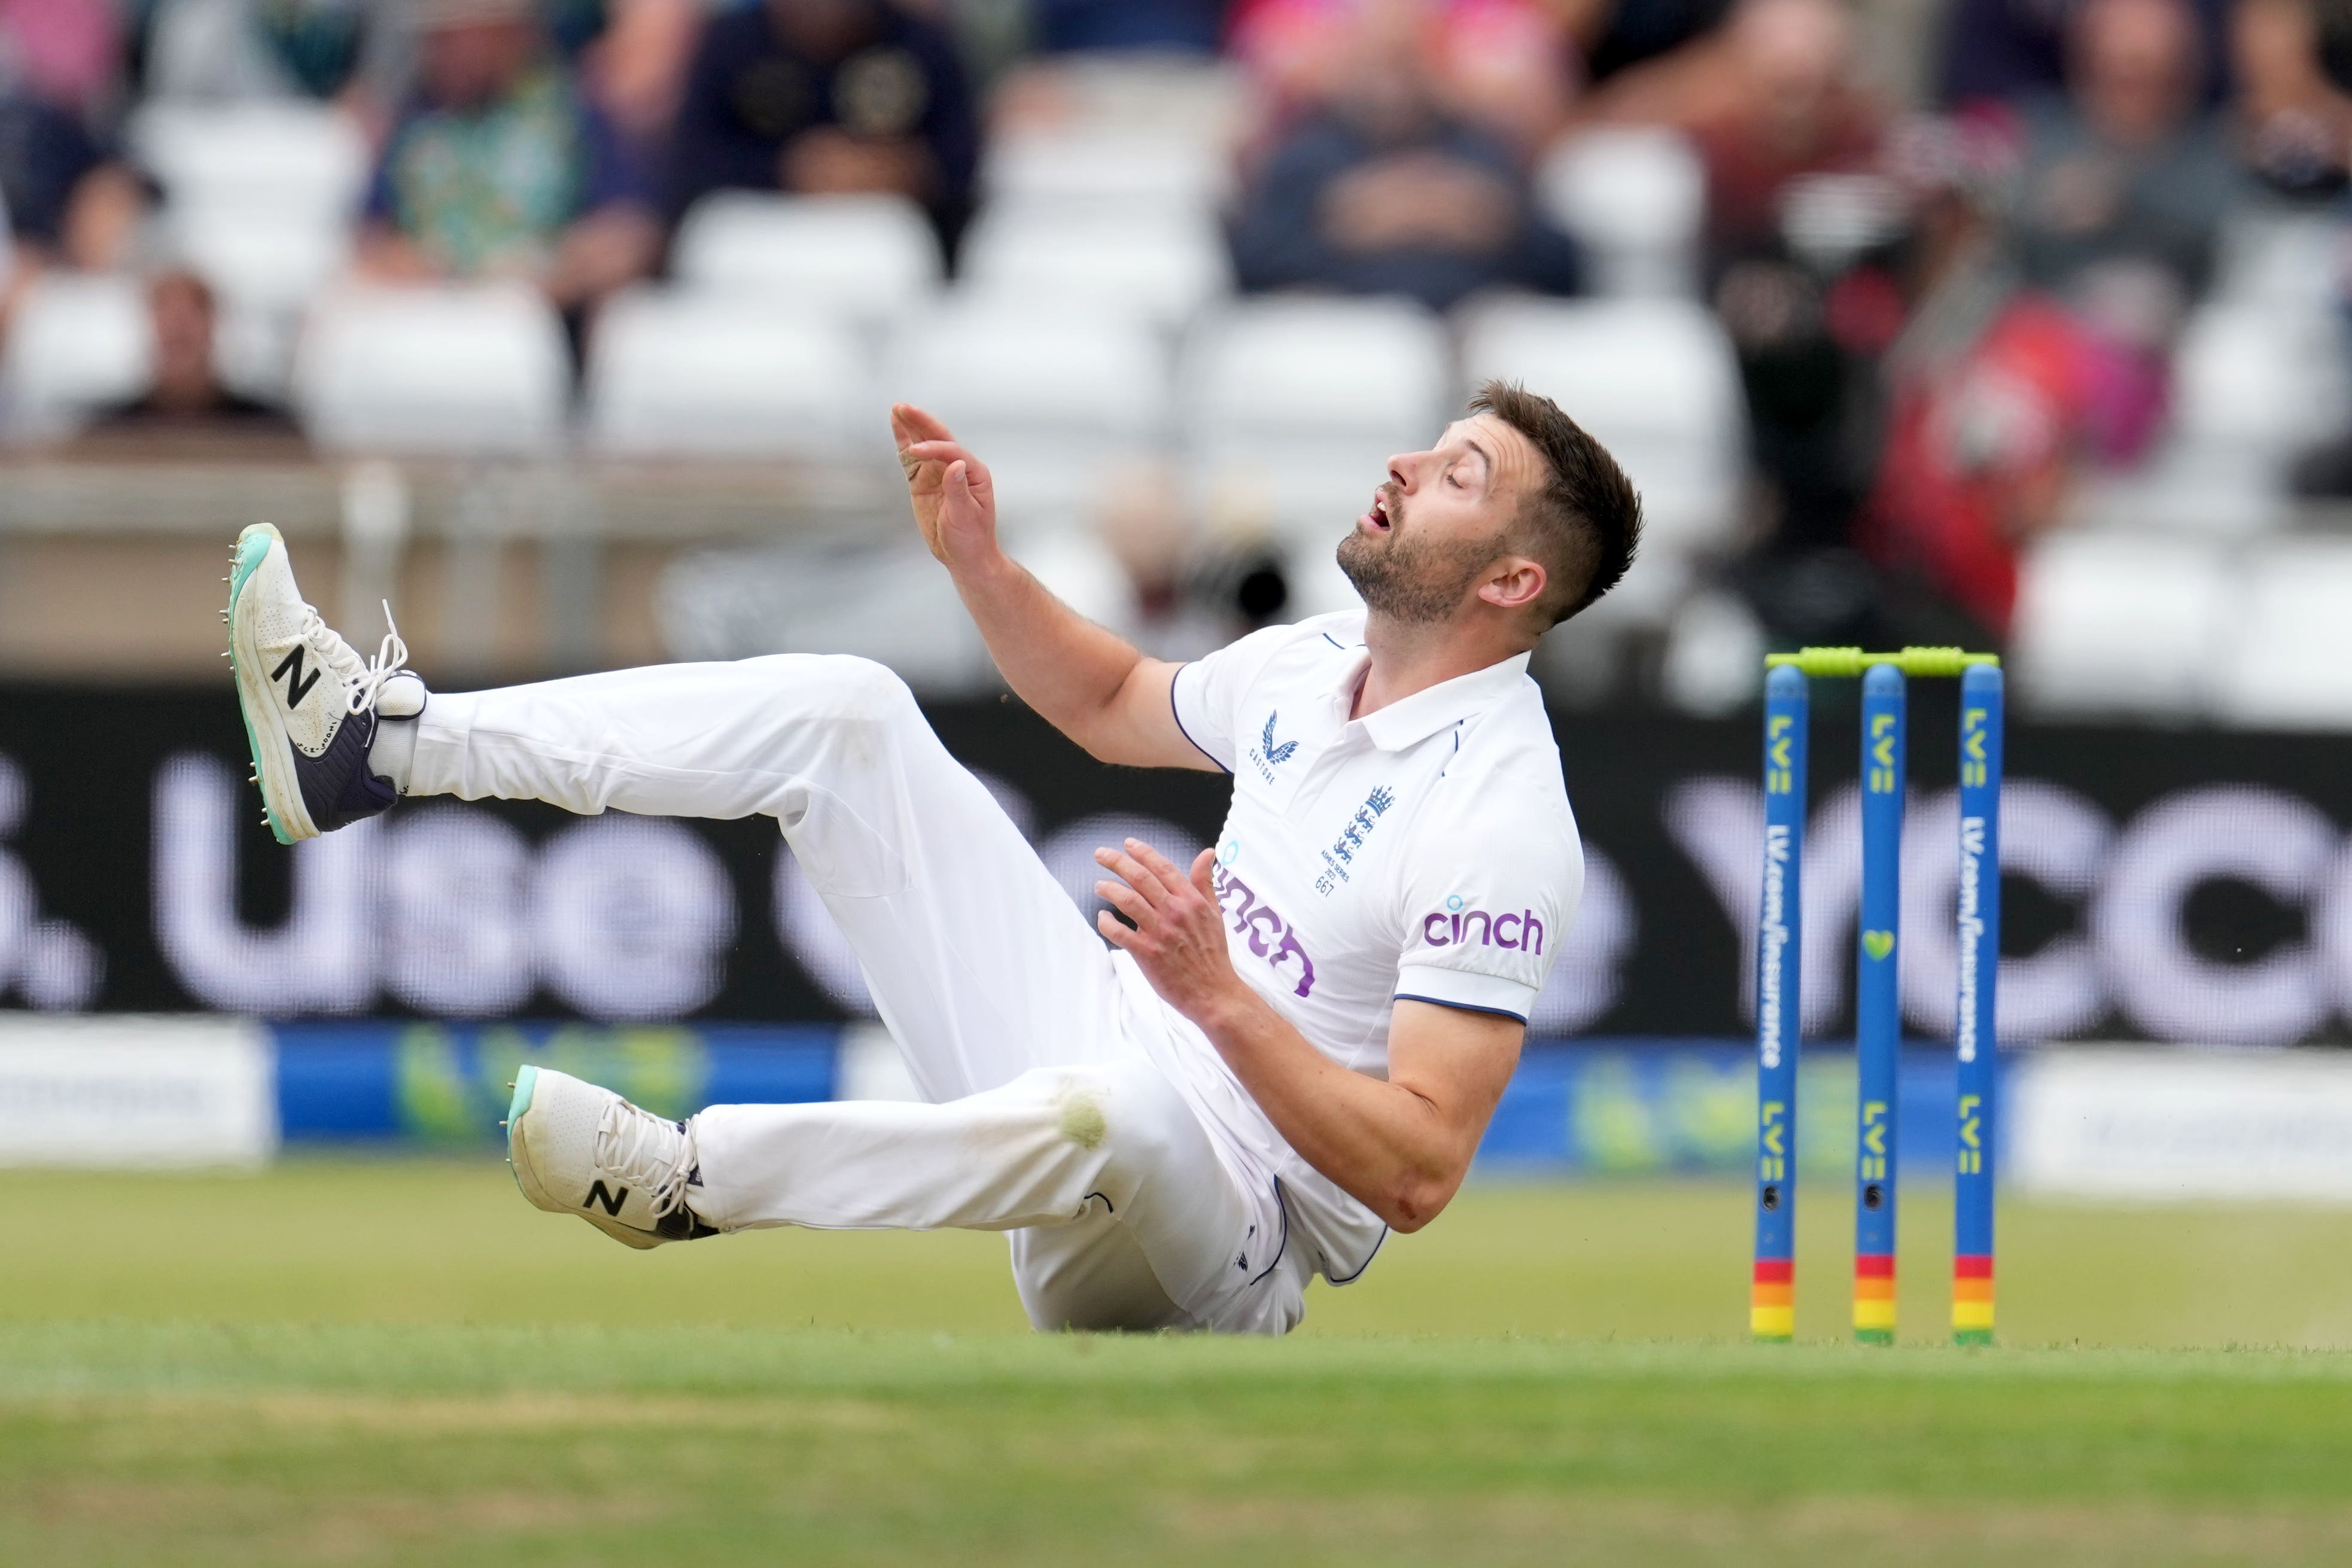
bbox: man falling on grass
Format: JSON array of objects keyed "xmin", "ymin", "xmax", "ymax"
[{"xmin": 223, "ymin": 382, "xmax": 1641, "ymax": 1333}]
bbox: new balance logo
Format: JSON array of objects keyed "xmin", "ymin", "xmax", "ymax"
[
  {"xmin": 583, "ymin": 1180, "xmax": 628, "ymax": 1215},
  {"xmin": 271, "ymin": 646, "xmax": 321, "ymax": 709}
]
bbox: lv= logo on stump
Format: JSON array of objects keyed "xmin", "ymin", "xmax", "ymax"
[{"xmin": 1749, "ymin": 647, "xmax": 2004, "ymax": 1347}]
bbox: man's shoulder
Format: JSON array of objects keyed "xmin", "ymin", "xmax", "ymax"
[
  {"xmin": 1258, "ymin": 609, "xmax": 1366, "ymax": 648},
  {"xmin": 1207, "ymin": 612, "xmax": 1364, "ymax": 680},
  {"xmin": 1425, "ymin": 688, "xmax": 1575, "ymax": 829}
]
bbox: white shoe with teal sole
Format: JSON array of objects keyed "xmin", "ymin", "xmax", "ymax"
[
  {"xmin": 504, "ymin": 1065, "xmax": 719, "ymax": 1250},
  {"xmin": 225, "ymin": 522, "xmax": 410, "ymax": 844}
]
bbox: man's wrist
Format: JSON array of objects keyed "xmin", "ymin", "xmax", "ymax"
[
  {"xmin": 1189, "ymin": 981, "xmax": 1270, "ymax": 1047},
  {"xmin": 947, "ymin": 544, "xmax": 1020, "ymax": 595}
]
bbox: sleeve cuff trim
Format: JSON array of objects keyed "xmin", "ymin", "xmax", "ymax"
[
  {"xmin": 1169, "ymin": 663, "xmax": 1230, "ymax": 774},
  {"xmin": 1393, "ymin": 994, "xmax": 1530, "ymax": 1024},
  {"xmin": 1393, "ymin": 963, "xmax": 1538, "ymax": 1013}
]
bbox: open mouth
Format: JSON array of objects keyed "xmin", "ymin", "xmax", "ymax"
[{"xmin": 1360, "ymin": 488, "xmax": 1396, "ymax": 534}]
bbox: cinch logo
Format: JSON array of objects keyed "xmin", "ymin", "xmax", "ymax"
[
  {"xmin": 1420, "ymin": 908, "xmax": 1544, "ymax": 954},
  {"xmin": 1212, "ymin": 862, "xmax": 1316, "ymax": 997}
]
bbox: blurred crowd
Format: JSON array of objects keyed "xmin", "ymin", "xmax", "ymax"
[{"xmin": 7, "ymin": 0, "xmax": 2352, "ymax": 689}]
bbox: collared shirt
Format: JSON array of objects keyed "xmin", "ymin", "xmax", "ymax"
[
  {"xmin": 1152, "ymin": 608, "xmax": 1584, "ymax": 1281},
  {"xmin": 1175, "ymin": 607, "xmax": 1583, "ymax": 1060}
]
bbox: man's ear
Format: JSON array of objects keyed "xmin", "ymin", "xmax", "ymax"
[{"xmin": 1477, "ymin": 555, "xmax": 1548, "ymax": 614}]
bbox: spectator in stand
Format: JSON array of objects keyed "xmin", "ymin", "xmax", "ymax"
[
  {"xmin": 1233, "ymin": 0, "xmax": 1573, "ymax": 153},
  {"xmin": 1676, "ymin": 0, "xmax": 1885, "ymax": 254},
  {"xmin": 1860, "ymin": 122, "xmax": 2108, "ymax": 643},
  {"xmin": 667, "ymin": 0, "xmax": 978, "ymax": 251},
  {"xmin": 0, "ymin": 69, "xmax": 144, "ymax": 281},
  {"xmin": 1228, "ymin": 0, "xmax": 1577, "ymax": 310},
  {"xmin": 1031, "ymin": 0, "xmax": 1230, "ymax": 53},
  {"xmin": 1937, "ymin": 0, "xmax": 2233, "ymax": 111},
  {"xmin": 2009, "ymin": 0, "xmax": 2243, "ymax": 310},
  {"xmin": 78, "ymin": 268, "xmax": 303, "ymax": 449},
  {"xmin": 0, "ymin": 0, "xmax": 121, "ymax": 123},
  {"xmin": 354, "ymin": 0, "xmax": 659, "ymax": 319},
  {"xmin": 2233, "ymin": 0, "xmax": 2352, "ymax": 195},
  {"xmin": 580, "ymin": 0, "xmax": 706, "ymax": 159}
]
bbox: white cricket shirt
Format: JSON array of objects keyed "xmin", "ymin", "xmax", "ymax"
[{"xmin": 1136, "ymin": 608, "xmax": 1585, "ymax": 1283}]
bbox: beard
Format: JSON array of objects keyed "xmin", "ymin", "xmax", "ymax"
[{"xmin": 1336, "ymin": 517, "xmax": 1495, "ymax": 625}]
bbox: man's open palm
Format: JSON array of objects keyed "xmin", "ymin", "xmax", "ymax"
[{"xmin": 891, "ymin": 403, "xmax": 999, "ymax": 568}]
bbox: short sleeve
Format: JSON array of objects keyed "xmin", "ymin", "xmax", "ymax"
[
  {"xmin": 1390, "ymin": 795, "xmax": 1582, "ymax": 1024},
  {"xmin": 1169, "ymin": 623, "xmax": 1305, "ymax": 772}
]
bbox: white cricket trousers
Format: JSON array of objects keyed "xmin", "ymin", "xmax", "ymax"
[{"xmin": 405, "ymin": 654, "xmax": 1306, "ymax": 1335}]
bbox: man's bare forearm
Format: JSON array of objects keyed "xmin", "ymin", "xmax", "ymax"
[
  {"xmin": 947, "ymin": 552, "xmax": 1184, "ymax": 766},
  {"xmin": 1191, "ymin": 987, "xmax": 1463, "ymax": 1232}
]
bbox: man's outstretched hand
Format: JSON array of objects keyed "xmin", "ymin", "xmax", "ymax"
[
  {"xmin": 1094, "ymin": 839, "xmax": 1252, "ymax": 1025},
  {"xmin": 891, "ymin": 403, "xmax": 1000, "ymax": 571}
]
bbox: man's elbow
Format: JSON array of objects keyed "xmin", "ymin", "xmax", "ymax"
[{"xmin": 1380, "ymin": 1174, "xmax": 1463, "ymax": 1234}]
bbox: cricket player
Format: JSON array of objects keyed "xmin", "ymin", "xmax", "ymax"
[{"xmin": 224, "ymin": 382, "xmax": 1641, "ymax": 1333}]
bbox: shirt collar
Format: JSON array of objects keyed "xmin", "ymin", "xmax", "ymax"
[{"xmin": 1344, "ymin": 650, "xmax": 1533, "ymax": 751}]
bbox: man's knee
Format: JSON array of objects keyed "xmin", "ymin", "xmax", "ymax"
[
  {"xmin": 1027, "ymin": 1062, "xmax": 1204, "ymax": 1209},
  {"xmin": 737, "ymin": 653, "xmax": 920, "ymax": 729}
]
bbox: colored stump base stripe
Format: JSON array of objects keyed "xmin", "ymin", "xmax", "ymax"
[
  {"xmin": 1854, "ymin": 1255, "xmax": 1895, "ymax": 1339},
  {"xmin": 1752, "ymin": 1259, "xmax": 1794, "ymax": 1340},
  {"xmin": 1953, "ymin": 1254, "xmax": 1994, "ymax": 1342}
]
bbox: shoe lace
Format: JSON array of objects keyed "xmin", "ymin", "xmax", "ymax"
[
  {"xmin": 594, "ymin": 1098, "xmax": 699, "ymax": 1219},
  {"xmin": 299, "ymin": 599, "xmax": 410, "ymax": 717}
]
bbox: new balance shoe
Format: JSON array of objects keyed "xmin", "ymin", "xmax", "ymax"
[
  {"xmin": 225, "ymin": 522, "xmax": 415, "ymax": 844},
  {"xmin": 504, "ymin": 1065, "xmax": 719, "ymax": 1250}
]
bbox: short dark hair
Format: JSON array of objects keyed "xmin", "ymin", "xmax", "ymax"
[{"xmin": 1469, "ymin": 379, "xmax": 1643, "ymax": 627}]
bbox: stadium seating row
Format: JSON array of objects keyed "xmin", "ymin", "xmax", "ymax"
[
  {"xmin": 2014, "ymin": 531, "xmax": 2352, "ymax": 727},
  {"xmin": 2, "ymin": 255, "xmax": 1747, "ymax": 561}
]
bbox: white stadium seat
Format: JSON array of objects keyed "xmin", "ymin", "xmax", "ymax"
[
  {"xmin": 1535, "ymin": 128, "xmax": 1704, "ymax": 298},
  {"xmin": 889, "ymin": 299, "xmax": 1172, "ymax": 531},
  {"xmin": 2, "ymin": 272, "xmax": 151, "ymax": 440},
  {"xmin": 2011, "ymin": 532, "xmax": 2232, "ymax": 718},
  {"xmin": 2171, "ymin": 303, "xmax": 2348, "ymax": 461},
  {"xmin": 1459, "ymin": 296, "xmax": 1744, "ymax": 556},
  {"xmin": 167, "ymin": 203, "xmax": 352, "ymax": 315},
  {"xmin": 981, "ymin": 129, "xmax": 1233, "ymax": 216},
  {"xmin": 130, "ymin": 101, "xmax": 370, "ymax": 219},
  {"xmin": 1002, "ymin": 54, "xmax": 1249, "ymax": 141},
  {"xmin": 587, "ymin": 288, "xmax": 880, "ymax": 461},
  {"xmin": 1183, "ymin": 296, "xmax": 1450, "ymax": 542},
  {"xmin": 958, "ymin": 206, "xmax": 1231, "ymax": 331},
  {"xmin": 2104, "ymin": 302, "xmax": 2352, "ymax": 538},
  {"xmin": 130, "ymin": 104, "xmax": 370, "ymax": 395},
  {"xmin": 670, "ymin": 193, "xmax": 941, "ymax": 321},
  {"xmin": 294, "ymin": 284, "xmax": 568, "ymax": 456},
  {"xmin": 2214, "ymin": 540, "xmax": 2352, "ymax": 729},
  {"xmin": 2215, "ymin": 211, "xmax": 2348, "ymax": 315}
]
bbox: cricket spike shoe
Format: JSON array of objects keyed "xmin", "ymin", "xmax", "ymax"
[
  {"xmin": 226, "ymin": 522, "xmax": 414, "ymax": 844},
  {"xmin": 504, "ymin": 1065, "xmax": 720, "ymax": 1250}
]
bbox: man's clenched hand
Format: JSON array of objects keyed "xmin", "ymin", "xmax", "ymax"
[
  {"xmin": 1094, "ymin": 839, "xmax": 1252, "ymax": 1024},
  {"xmin": 891, "ymin": 402, "xmax": 1000, "ymax": 571}
]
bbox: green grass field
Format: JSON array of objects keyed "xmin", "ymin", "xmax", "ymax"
[{"xmin": 10, "ymin": 1161, "xmax": 2352, "ymax": 1566}]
